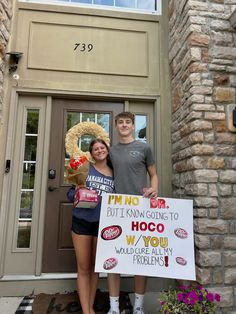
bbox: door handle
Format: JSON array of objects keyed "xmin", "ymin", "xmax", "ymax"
[{"xmin": 48, "ymin": 186, "xmax": 58, "ymax": 192}]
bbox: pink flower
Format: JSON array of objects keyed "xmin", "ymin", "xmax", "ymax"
[
  {"xmin": 215, "ymin": 294, "xmax": 221, "ymax": 302},
  {"xmin": 160, "ymin": 284, "xmax": 221, "ymax": 314},
  {"xmin": 190, "ymin": 299, "xmax": 196, "ymax": 305},
  {"xmin": 198, "ymin": 294, "xmax": 204, "ymax": 301},
  {"xmin": 178, "ymin": 285, "xmax": 187, "ymax": 290},
  {"xmin": 177, "ymin": 293, "xmax": 184, "ymax": 301},
  {"xmin": 184, "ymin": 298, "xmax": 189, "ymax": 305},
  {"xmin": 189, "ymin": 291, "xmax": 199, "ymax": 300},
  {"xmin": 206, "ymin": 293, "xmax": 214, "ymax": 301}
]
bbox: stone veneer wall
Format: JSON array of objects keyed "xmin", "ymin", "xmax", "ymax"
[
  {"xmin": 0, "ymin": 0, "xmax": 12, "ymax": 124},
  {"xmin": 169, "ymin": 0, "xmax": 236, "ymax": 313}
]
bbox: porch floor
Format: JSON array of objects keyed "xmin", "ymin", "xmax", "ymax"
[
  {"xmin": 0, "ymin": 292, "xmax": 161, "ymax": 313},
  {"xmin": 0, "ymin": 297, "xmax": 23, "ymax": 313}
]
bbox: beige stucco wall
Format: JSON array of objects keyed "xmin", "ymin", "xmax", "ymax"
[
  {"xmin": 10, "ymin": 2, "xmax": 161, "ymax": 96},
  {"xmin": 0, "ymin": 0, "xmax": 173, "ymax": 295}
]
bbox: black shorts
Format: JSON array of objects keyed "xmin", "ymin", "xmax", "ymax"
[{"xmin": 72, "ymin": 216, "xmax": 99, "ymax": 237}]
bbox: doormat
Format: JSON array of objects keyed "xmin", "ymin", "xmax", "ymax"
[
  {"xmin": 15, "ymin": 290, "xmax": 133, "ymax": 314},
  {"xmin": 15, "ymin": 296, "xmax": 34, "ymax": 314}
]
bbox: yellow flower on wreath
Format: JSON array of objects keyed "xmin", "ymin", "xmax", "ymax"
[{"xmin": 65, "ymin": 121, "xmax": 110, "ymax": 161}]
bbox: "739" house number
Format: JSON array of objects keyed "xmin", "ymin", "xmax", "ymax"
[{"xmin": 74, "ymin": 43, "xmax": 94, "ymax": 52}]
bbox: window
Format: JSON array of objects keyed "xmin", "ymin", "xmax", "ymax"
[
  {"xmin": 135, "ymin": 114, "xmax": 147, "ymax": 142},
  {"xmin": 21, "ymin": 0, "xmax": 161, "ymax": 14},
  {"xmin": 16, "ymin": 109, "xmax": 39, "ymax": 248}
]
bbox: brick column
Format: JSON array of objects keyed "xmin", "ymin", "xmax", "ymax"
[{"xmin": 169, "ymin": 0, "xmax": 236, "ymax": 312}]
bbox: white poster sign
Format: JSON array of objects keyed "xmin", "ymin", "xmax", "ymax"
[{"xmin": 95, "ymin": 194, "xmax": 196, "ymax": 280}]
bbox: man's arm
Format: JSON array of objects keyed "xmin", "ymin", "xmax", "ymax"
[{"xmin": 143, "ymin": 164, "xmax": 158, "ymax": 198}]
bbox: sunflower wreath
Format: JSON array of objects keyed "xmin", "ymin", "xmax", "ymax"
[{"xmin": 65, "ymin": 121, "xmax": 110, "ymax": 161}]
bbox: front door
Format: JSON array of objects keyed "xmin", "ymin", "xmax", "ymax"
[{"xmin": 42, "ymin": 99, "xmax": 123, "ymax": 272}]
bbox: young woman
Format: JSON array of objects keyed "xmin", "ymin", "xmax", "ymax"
[{"xmin": 67, "ymin": 139, "xmax": 114, "ymax": 314}]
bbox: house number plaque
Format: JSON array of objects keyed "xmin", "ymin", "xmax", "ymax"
[{"xmin": 74, "ymin": 43, "xmax": 94, "ymax": 52}]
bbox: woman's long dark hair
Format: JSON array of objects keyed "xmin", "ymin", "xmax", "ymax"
[{"xmin": 89, "ymin": 139, "xmax": 113, "ymax": 170}]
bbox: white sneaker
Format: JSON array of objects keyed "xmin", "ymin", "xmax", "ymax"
[
  {"xmin": 134, "ymin": 307, "xmax": 145, "ymax": 314},
  {"xmin": 107, "ymin": 309, "xmax": 120, "ymax": 314}
]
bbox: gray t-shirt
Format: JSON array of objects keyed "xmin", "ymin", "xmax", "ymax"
[{"xmin": 110, "ymin": 140, "xmax": 155, "ymax": 195}]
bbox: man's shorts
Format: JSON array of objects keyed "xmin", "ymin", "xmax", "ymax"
[{"xmin": 72, "ymin": 216, "xmax": 99, "ymax": 237}]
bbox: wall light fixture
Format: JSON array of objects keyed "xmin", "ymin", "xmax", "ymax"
[{"xmin": 6, "ymin": 51, "xmax": 23, "ymax": 73}]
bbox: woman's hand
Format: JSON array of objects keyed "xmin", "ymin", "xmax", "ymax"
[{"xmin": 143, "ymin": 187, "xmax": 158, "ymax": 198}]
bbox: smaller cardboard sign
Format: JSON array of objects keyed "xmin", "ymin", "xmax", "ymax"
[{"xmin": 74, "ymin": 188, "xmax": 99, "ymax": 208}]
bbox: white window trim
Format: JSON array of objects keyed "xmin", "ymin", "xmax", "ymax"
[{"xmin": 19, "ymin": 0, "xmax": 162, "ymax": 15}]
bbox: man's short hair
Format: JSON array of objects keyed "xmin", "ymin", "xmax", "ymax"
[{"xmin": 115, "ymin": 111, "xmax": 135, "ymax": 124}]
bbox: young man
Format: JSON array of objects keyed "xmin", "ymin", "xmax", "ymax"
[{"xmin": 108, "ymin": 112, "xmax": 158, "ymax": 314}]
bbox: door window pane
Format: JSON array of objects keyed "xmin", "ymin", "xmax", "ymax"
[
  {"xmin": 19, "ymin": 191, "xmax": 34, "ymax": 219},
  {"xmin": 22, "ymin": 163, "xmax": 36, "ymax": 189},
  {"xmin": 17, "ymin": 221, "xmax": 32, "ymax": 248},
  {"xmin": 135, "ymin": 114, "xmax": 147, "ymax": 142},
  {"xmin": 67, "ymin": 112, "xmax": 80, "ymax": 131},
  {"xmin": 81, "ymin": 134, "xmax": 96, "ymax": 151},
  {"xmin": 16, "ymin": 109, "xmax": 39, "ymax": 248},
  {"xmin": 24, "ymin": 136, "xmax": 37, "ymax": 161},
  {"xmin": 97, "ymin": 113, "xmax": 109, "ymax": 133},
  {"xmin": 82, "ymin": 112, "xmax": 95, "ymax": 122},
  {"xmin": 26, "ymin": 110, "xmax": 39, "ymax": 134}
]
